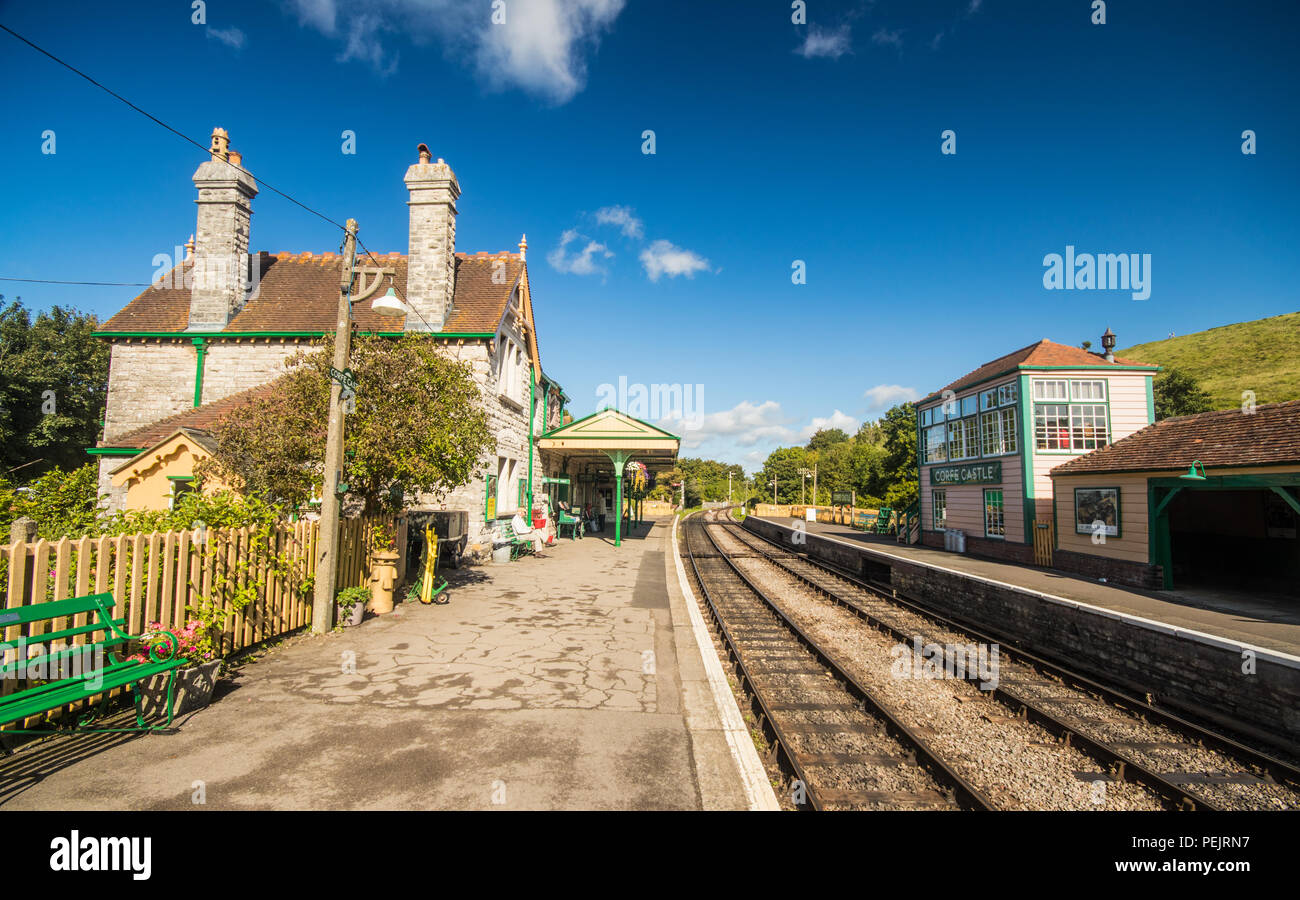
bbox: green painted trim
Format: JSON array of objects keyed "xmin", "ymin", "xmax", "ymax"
[
  {"xmin": 1071, "ymin": 486, "xmax": 1122, "ymax": 538},
  {"xmin": 166, "ymin": 475, "xmax": 196, "ymax": 482},
  {"xmin": 541, "ymin": 407, "xmax": 682, "ymax": 441},
  {"xmin": 1269, "ymin": 486, "xmax": 1300, "ymax": 517},
  {"xmin": 527, "ymin": 368, "xmax": 536, "ymax": 513},
  {"xmin": 983, "ymin": 487, "xmax": 1006, "ymax": 540},
  {"xmin": 1149, "ymin": 472, "xmax": 1300, "ymax": 489},
  {"xmin": 85, "ymin": 447, "xmax": 143, "ymax": 456},
  {"xmin": 1063, "ymin": 463, "xmax": 1300, "ymax": 478},
  {"xmin": 1145, "ymin": 375, "xmax": 1155, "ymax": 424},
  {"xmin": 191, "ymin": 337, "xmax": 207, "ymax": 408},
  {"xmin": 1148, "ymin": 482, "xmax": 1174, "ymax": 589},
  {"xmin": 93, "ymin": 330, "xmax": 494, "ymax": 339},
  {"xmin": 1018, "ymin": 374, "xmax": 1035, "ymax": 541}
]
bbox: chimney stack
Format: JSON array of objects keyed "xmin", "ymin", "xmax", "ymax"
[
  {"xmin": 1101, "ymin": 326, "xmax": 1116, "ymax": 362},
  {"xmin": 404, "ymin": 144, "xmax": 459, "ymax": 332},
  {"xmin": 188, "ymin": 127, "xmax": 258, "ymax": 331}
]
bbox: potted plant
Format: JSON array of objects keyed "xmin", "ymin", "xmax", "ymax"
[
  {"xmin": 336, "ymin": 585, "xmax": 369, "ymax": 627},
  {"xmin": 368, "ymin": 522, "xmax": 400, "ymax": 615},
  {"xmin": 132, "ymin": 617, "xmax": 222, "ymax": 719}
]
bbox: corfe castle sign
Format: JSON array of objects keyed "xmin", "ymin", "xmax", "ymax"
[{"xmin": 930, "ymin": 461, "xmax": 1002, "ymax": 485}]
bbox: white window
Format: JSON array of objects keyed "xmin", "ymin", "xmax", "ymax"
[
  {"xmin": 946, "ymin": 417, "xmax": 979, "ymax": 461},
  {"xmin": 1032, "ymin": 379, "xmax": 1068, "ymax": 401},
  {"xmin": 997, "ymin": 381, "xmax": 1017, "ymax": 407},
  {"xmin": 981, "ymin": 408, "xmax": 1018, "ymax": 456},
  {"xmin": 924, "ymin": 423, "xmax": 947, "ymax": 463},
  {"xmin": 1070, "ymin": 380, "xmax": 1107, "ymax": 401}
]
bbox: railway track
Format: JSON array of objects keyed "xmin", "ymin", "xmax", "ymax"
[
  {"xmin": 683, "ymin": 510, "xmax": 994, "ymax": 810},
  {"xmin": 710, "ymin": 509, "xmax": 1300, "ymax": 812}
]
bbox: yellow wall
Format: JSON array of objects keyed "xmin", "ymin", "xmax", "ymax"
[
  {"xmin": 110, "ymin": 434, "xmax": 229, "ymax": 511},
  {"xmin": 1052, "ymin": 464, "xmax": 1298, "ymax": 564}
]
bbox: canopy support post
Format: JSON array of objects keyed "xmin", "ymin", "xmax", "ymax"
[{"xmin": 603, "ymin": 449, "xmax": 633, "ymax": 547}]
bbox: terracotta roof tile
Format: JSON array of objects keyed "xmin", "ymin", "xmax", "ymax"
[
  {"xmin": 919, "ymin": 339, "xmax": 1155, "ymax": 403},
  {"xmin": 99, "ymin": 252, "xmax": 524, "ymax": 336},
  {"xmin": 1050, "ymin": 400, "xmax": 1300, "ymax": 476}
]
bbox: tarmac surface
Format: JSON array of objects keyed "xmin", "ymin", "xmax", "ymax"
[
  {"xmin": 764, "ymin": 516, "xmax": 1300, "ymax": 658},
  {"xmin": 1, "ymin": 516, "xmax": 766, "ymax": 810}
]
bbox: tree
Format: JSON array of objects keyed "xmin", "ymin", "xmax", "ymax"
[
  {"xmin": 199, "ymin": 335, "xmax": 494, "ymax": 513},
  {"xmin": 0, "ymin": 462, "xmax": 101, "ymax": 540},
  {"xmin": 0, "ymin": 300, "xmax": 109, "ymax": 476},
  {"xmin": 1153, "ymin": 367, "xmax": 1213, "ymax": 420},
  {"xmin": 806, "ymin": 428, "xmax": 849, "ymax": 452},
  {"xmin": 878, "ymin": 402, "xmax": 918, "ymax": 508}
]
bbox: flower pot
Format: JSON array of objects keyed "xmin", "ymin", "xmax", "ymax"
[
  {"xmin": 338, "ymin": 600, "xmax": 366, "ymax": 627},
  {"xmin": 138, "ymin": 659, "xmax": 221, "ymax": 719},
  {"xmin": 368, "ymin": 550, "xmax": 400, "ymax": 615}
]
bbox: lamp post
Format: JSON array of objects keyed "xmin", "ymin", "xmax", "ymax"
[
  {"xmin": 311, "ymin": 220, "xmax": 407, "ymax": 634},
  {"xmin": 797, "ymin": 467, "xmax": 811, "ymax": 504}
]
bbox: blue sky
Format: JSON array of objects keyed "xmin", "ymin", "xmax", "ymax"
[{"xmin": 1, "ymin": 0, "xmax": 1297, "ymax": 473}]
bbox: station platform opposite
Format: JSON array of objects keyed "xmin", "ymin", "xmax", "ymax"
[
  {"xmin": 747, "ymin": 515, "xmax": 1300, "ymax": 754},
  {"xmin": 1, "ymin": 517, "xmax": 774, "ymax": 811}
]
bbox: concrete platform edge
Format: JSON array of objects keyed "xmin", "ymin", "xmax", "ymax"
[{"xmin": 667, "ymin": 515, "xmax": 779, "ymax": 811}]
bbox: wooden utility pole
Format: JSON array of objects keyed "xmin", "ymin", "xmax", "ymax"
[{"xmin": 312, "ymin": 218, "xmax": 359, "ymax": 634}]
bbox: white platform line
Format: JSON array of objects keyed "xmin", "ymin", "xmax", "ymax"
[
  {"xmin": 756, "ymin": 517, "xmax": 1300, "ymax": 670},
  {"xmin": 671, "ymin": 515, "xmax": 779, "ymax": 811}
]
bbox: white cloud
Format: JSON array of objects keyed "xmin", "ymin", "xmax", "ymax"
[
  {"xmin": 547, "ymin": 229, "xmax": 613, "ymax": 276},
  {"xmin": 207, "ymin": 27, "xmax": 246, "ymax": 50},
  {"xmin": 871, "ymin": 28, "xmax": 903, "ymax": 49},
  {"xmin": 794, "ymin": 25, "xmax": 851, "ymax": 60},
  {"xmin": 862, "ymin": 384, "xmax": 919, "ymax": 413},
  {"xmin": 800, "ymin": 409, "xmax": 858, "ymax": 440},
  {"xmin": 288, "ymin": 0, "xmax": 624, "ymax": 102},
  {"xmin": 640, "ymin": 239, "xmax": 711, "ymax": 282},
  {"xmin": 664, "ymin": 400, "xmax": 797, "ymax": 451},
  {"xmin": 594, "ymin": 205, "xmax": 644, "ymax": 239}
]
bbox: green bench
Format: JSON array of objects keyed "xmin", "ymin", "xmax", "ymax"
[
  {"xmin": 556, "ymin": 508, "xmax": 583, "ymax": 540},
  {"xmin": 0, "ymin": 591, "xmax": 186, "ymax": 739},
  {"xmin": 502, "ymin": 521, "xmax": 536, "ymax": 560}
]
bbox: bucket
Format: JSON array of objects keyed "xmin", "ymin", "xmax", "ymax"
[{"xmin": 492, "ymin": 544, "xmax": 511, "ymax": 565}]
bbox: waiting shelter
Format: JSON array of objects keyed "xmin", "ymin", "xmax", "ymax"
[
  {"xmin": 1050, "ymin": 400, "xmax": 1300, "ymax": 593},
  {"xmin": 538, "ymin": 409, "xmax": 680, "ymax": 546}
]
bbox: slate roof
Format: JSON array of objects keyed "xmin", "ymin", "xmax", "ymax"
[
  {"xmin": 98, "ymin": 252, "xmax": 524, "ymax": 335},
  {"xmin": 1050, "ymin": 400, "xmax": 1300, "ymax": 475},
  {"xmin": 918, "ymin": 339, "xmax": 1156, "ymax": 404}
]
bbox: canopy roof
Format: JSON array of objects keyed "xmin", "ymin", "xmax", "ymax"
[{"xmin": 538, "ymin": 408, "xmax": 680, "ymax": 471}]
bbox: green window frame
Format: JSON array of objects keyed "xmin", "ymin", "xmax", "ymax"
[
  {"xmin": 983, "ymin": 489, "xmax": 1005, "ymax": 539},
  {"xmin": 923, "ymin": 423, "xmax": 947, "ymax": 463},
  {"xmin": 1032, "ymin": 378, "xmax": 1111, "ymax": 452},
  {"xmin": 932, "ymin": 490, "xmax": 947, "ymax": 530},
  {"xmin": 518, "ymin": 478, "xmax": 529, "ymax": 510},
  {"xmin": 484, "ymin": 473, "xmax": 498, "ymax": 521},
  {"xmin": 980, "ymin": 407, "xmax": 1018, "ymax": 456}
]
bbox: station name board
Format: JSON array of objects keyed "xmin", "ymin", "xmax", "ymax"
[{"xmin": 929, "ymin": 461, "xmax": 1002, "ymax": 485}]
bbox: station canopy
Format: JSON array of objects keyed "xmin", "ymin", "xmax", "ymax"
[{"xmin": 538, "ymin": 408, "xmax": 680, "ymax": 474}]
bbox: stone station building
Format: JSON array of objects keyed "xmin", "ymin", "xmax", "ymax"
[{"xmin": 91, "ymin": 129, "xmax": 568, "ymax": 555}]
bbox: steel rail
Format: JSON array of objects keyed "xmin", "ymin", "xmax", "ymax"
[
  {"xmin": 728, "ymin": 515, "xmax": 1300, "ymax": 808},
  {"xmin": 692, "ymin": 510, "xmax": 995, "ymax": 811}
]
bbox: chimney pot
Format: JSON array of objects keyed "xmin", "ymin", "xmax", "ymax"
[{"xmin": 417, "ymin": 143, "xmax": 431, "ymax": 164}]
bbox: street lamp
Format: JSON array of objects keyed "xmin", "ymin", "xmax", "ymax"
[{"xmin": 371, "ymin": 286, "xmax": 406, "ymax": 318}]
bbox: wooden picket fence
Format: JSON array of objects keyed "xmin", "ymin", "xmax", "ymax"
[{"xmin": 0, "ymin": 514, "xmax": 402, "ymax": 663}]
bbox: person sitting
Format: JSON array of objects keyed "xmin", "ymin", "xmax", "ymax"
[{"xmin": 510, "ymin": 509, "xmax": 545, "ymax": 554}]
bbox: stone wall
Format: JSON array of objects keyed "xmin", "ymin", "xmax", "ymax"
[
  {"xmin": 198, "ymin": 339, "xmax": 305, "ymax": 404},
  {"xmin": 746, "ymin": 515, "xmax": 1300, "ymax": 752},
  {"xmin": 101, "ymin": 341, "xmax": 197, "ymax": 443}
]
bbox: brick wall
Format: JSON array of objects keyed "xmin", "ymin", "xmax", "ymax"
[
  {"xmin": 745, "ymin": 516, "xmax": 1300, "ymax": 752},
  {"xmin": 1053, "ymin": 548, "xmax": 1164, "ymax": 589}
]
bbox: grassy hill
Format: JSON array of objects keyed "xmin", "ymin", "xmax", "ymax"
[{"xmin": 1118, "ymin": 311, "xmax": 1300, "ymax": 410}]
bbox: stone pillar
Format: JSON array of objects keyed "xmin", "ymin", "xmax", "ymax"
[
  {"xmin": 8, "ymin": 516, "xmax": 37, "ymax": 545},
  {"xmin": 404, "ymin": 144, "xmax": 459, "ymax": 332},
  {"xmin": 189, "ymin": 128, "xmax": 258, "ymax": 331}
]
